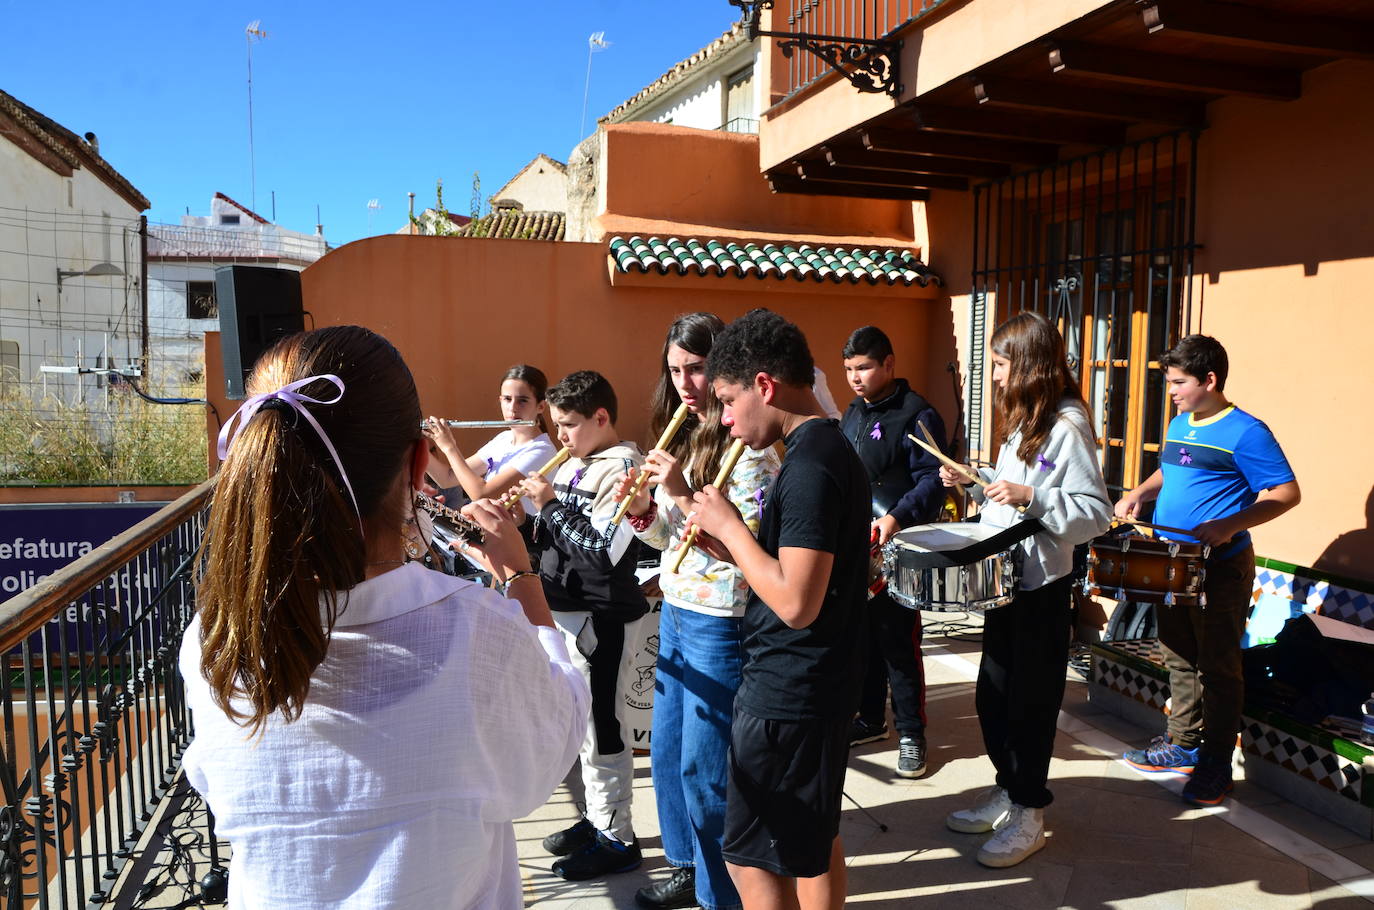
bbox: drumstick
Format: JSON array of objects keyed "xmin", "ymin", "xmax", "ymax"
[
  {"xmin": 669, "ymin": 438, "xmax": 747, "ymax": 574},
  {"xmin": 906, "ymin": 433, "xmax": 1028, "ymax": 515},
  {"xmin": 611, "ymin": 402, "xmax": 692, "ymax": 526},
  {"xmin": 498, "ymin": 446, "xmax": 571, "ymax": 510},
  {"xmin": 1115, "ymin": 517, "xmax": 1200, "ymax": 539}
]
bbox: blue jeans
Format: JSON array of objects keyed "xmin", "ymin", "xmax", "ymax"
[{"xmin": 652, "ymin": 602, "xmax": 743, "ymax": 910}]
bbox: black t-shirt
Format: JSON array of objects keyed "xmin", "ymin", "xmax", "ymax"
[{"xmin": 735, "ymin": 418, "xmax": 870, "ymax": 720}]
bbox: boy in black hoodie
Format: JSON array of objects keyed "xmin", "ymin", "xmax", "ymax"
[{"xmin": 839, "ymin": 326, "xmax": 947, "ymax": 779}]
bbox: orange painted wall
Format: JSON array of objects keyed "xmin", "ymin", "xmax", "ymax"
[
  {"xmin": 295, "ymin": 235, "xmax": 942, "ymax": 456},
  {"xmin": 598, "ymin": 123, "xmax": 915, "ymax": 244},
  {"xmin": 1187, "ymin": 59, "xmax": 1374, "ymax": 580}
]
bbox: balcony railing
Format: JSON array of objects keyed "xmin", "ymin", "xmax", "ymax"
[
  {"xmin": 0, "ymin": 480, "xmax": 214, "ymax": 908},
  {"xmin": 771, "ymin": 0, "xmax": 950, "ymax": 97},
  {"xmin": 147, "ymin": 223, "xmax": 327, "ymax": 264}
]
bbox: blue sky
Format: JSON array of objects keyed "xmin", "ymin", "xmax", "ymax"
[{"xmin": 2, "ymin": 1, "xmax": 741, "ymax": 244}]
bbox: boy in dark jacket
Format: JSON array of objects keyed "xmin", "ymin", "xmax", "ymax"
[{"xmin": 840, "ymin": 326, "xmax": 947, "ymax": 778}]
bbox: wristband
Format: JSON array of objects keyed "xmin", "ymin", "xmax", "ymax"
[
  {"xmin": 501, "ymin": 571, "xmax": 540, "ymax": 595},
  {"xmin": 627, "ymin": 508, "xmax": 656, "ymax": 532}
]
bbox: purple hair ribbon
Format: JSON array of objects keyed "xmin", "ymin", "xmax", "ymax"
[
  {"xmin": 1036, "ymin": 454, "xmax": 1056, "ymax": 473},
  {"xmin": 216, "ymin": 374, "xmax": 361, "ymax": 522},
  {"xmin": 869, "ymin": 423, "xmax": 883, "ymax": 441}
]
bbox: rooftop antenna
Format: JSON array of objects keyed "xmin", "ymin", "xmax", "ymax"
[
  {"xmin": 315, "ymin": 203, "xmax": 323, "ymax": 236},
  {"xmin": 580, "ymin": 31, "xmax": 610, "ymax": 145},
  {"xmin": 367, "ymin": 198, "xmax": 382, "ymax": 233},
  {"xmin": 245, "ymin": 20, "xmax": 269, "ymax": 213}
]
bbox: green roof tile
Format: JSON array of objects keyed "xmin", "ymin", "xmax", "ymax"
[{"xmin": 608, "ymin": 236, "xmax": 939, "ymax": 287}]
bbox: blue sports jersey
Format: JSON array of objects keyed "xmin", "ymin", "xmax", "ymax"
[{"xmin": 1153, "ymin": 405, "xmax": 1294, "ymax": 557}]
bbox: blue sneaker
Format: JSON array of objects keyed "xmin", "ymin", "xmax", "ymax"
[{"xmin": 1123, "ymin": 736, "xmax": 1198, "ymax": 774}]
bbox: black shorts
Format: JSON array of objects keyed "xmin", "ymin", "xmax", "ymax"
[{"xmin": 722, "ymin": 706, "xmax": 850, "ymax": 878}]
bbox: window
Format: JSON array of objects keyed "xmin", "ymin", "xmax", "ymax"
[
  {"xmin": 968, "ymin": 131, "xmax": 1199, "ymax": 495},
  {"xmin": 724, "ymin": 65, "xmax": 757, "ymax": 133},
  {"xmin": 0, "ymin": 340, "xmax": 18, "ymax": 390},
  {"xmin": 187, "ymin": 281, "xmax": 218, "ymax": 319},
  {"xmin": 220, "ymin": 214, "xmax": 241, "ymax": 225}
]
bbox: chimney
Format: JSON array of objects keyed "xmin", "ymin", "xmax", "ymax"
[{"xmin": 83, "ymin": 131, "xmax": 99, "ymax": 155}]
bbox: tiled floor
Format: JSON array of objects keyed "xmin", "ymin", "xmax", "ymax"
[
  {"xmin": 520, "ymin": 616, "xmax": 1374, "ymax": 908},
  {"xmin": 126, "ymin": 614, "xmax": 1374, "ymax": 908}
]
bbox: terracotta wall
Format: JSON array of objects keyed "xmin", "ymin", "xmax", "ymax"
[
  {"xmin": 597, "ymin": 122, "xmax": 915, "ymax": 244},
  {"xmin": 290, "ymin": 235, "xmax": 942, "ymax": 457},
  {"xmin": 1186, "ymin": 59, "xmax": 1374, "ymax": 580}
]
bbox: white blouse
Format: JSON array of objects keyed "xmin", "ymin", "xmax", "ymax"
[{"xmin": 179, "ymin": 562, "xmax": 589, "ymax": 909}]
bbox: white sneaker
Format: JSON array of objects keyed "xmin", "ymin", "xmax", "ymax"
[
  {"xmin": 976, "ymin": 804, "xmax": 1046, "ymax": 868},
  {"xmin": 945, "ymin": 786, "xmax": 1012, "ymax": 834}
]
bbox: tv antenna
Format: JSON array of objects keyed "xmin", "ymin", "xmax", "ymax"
[
  {"xmin": 580, "ymin": 31, "xmax": 610, "ymax": 144},
  {"xmin": 367, "ymin": 198, "xmax": 383, "ymax": 232}
]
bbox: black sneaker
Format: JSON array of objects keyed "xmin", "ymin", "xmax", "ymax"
[
  {"xmin": 541, "ymin": 817, "xmax": 596, "ymax": 856},
  {"xmin": 896, "ymin": 732, "xmax": 927, "ymax": 779},
  {"xmin": 849, "ymin": 717, "xmax": 889, "ymax": 748},
  {"xmin": 552, "ymin": 831, "xmax": 643, "ymax": 881},
  {"xmin": 1181, "ymin": 756, "xmax": 1234, "ymax": 807},
  {"xmin": 635, "ymin": 866, "xmax": 698, "ymax": 909}
]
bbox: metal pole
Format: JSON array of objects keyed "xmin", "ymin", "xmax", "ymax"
[{"xmin": 139, "ymin": 215, "xmax": 149, "ymax": 379}]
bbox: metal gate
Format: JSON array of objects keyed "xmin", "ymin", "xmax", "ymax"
[{"xmin": 968, "ymin": 130, "xmax": 1200, "ymax": 495}]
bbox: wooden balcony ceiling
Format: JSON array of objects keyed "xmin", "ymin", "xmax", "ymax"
[{"xmin": 768, "ymin": 0, "xmax": 1374, "ymax": 199}]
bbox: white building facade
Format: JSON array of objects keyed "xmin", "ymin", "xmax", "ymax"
[
  {"xmin": 0, "ymin": 89, "xmax": 149, "ymax": 400},
  {"xmin": 147, "ymin": 193, "xmax": 327, "ymax": 368}
]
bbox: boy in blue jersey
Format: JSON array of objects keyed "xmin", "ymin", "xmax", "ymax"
[{"xmin": 1115, "ymin": 335, "xmax": 1300, "ymax": 806}]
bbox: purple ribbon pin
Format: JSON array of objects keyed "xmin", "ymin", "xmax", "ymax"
[
  {"xmin": 869, "ymin": 423, "xmax": 882, "ymax": 441},
  {"xmin": 753, "ymin": 487, "xmax": 765, "ymax": 520},
  {"xmin": 485, "ymin": 457, "xmax": 496, "ymax": 475},
  {"xmin": 1179, "ymin": 447, "xmax": 1193, "ymax": 466},
  {"xmin": 1036, "ymin": 454, "xmax": 1056, "ymax": 473}
]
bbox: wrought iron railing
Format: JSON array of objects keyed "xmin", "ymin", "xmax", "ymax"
[
  {"xmin": 757, "ymin": 0, "xmax": 952, "ymax": 97},
  {"xmin": 0, "ymin": 480, "xmax": 214, "ymax": 908}
]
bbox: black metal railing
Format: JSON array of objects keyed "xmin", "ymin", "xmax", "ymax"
[
  {"xmin": 764, "ymin": 0, "xmax": 951, "ymax": 97},
  {"xmin": 968, "ymin": 131, "xmax": 1201, "ymax": 493},
  {"xmin": 0, "ymin": 480, "xmax": 213, "ymax": 908}
]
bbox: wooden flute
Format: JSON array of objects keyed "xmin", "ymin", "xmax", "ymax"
[
  {"xmin": 668, "ymin": 438, "xmax": 747, "ymax": 574},
  {"xmin": 497, "ymin": 446, "xmax": 571, "ymax": 510},
  {"xmin": 611, "ymin": 402, "xmax": 691, "ymax": 526}
]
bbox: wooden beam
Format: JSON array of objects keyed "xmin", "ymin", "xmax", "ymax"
[
  {"xmin": 1048, "ymin": 41, "xmax": 1301, "ymax": 100},
  {"xmin": 971, "ymin": 75, "xmax": 1205, "ymax": 126},
  {"xmin": 1138, "ymin": 0, "xmax": 1374, "ymax": 61},
  {"xmin": 798, "ymin": 161, "xmax": 971, "ymax": 191},
  {"xmin": 861, "ymin": 127, "xmax": 1059, "ymax": 165},
  {"xmin": 910, "ymin": 103, "xmax": 1127, "ymax": 146},
  {"xmin": 769, "ymin": 173, "xmax": 931, "ymax": 201},
  {"xmin": 822, "ymin": 144, "xmax": 1012, "ymax": 179}
]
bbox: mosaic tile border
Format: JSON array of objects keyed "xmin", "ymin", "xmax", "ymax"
[
  {"xmin": 1252, "ymin": 560, "xmax": 1374, "ymax": 631},
  {"xmin": 1243, "ymin": 717, "xmax": 1364, "ymax": 803}
]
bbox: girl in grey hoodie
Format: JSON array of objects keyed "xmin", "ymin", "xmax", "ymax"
[{"xmin": 939, "ymin": 311, "xmax": 1111, "ymax": 870}]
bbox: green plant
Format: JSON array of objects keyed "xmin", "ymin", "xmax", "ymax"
[{"xmin": 0, "ymin": 368, "xmax": 208, "ymax": 486}]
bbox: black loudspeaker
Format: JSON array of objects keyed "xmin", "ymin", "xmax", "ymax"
[{"xmin": 215, "ymin": 265, "xmax": 304, "ymax": 399}]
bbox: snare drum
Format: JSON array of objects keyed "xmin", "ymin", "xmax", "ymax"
[
  {"xmin": 881, "ymin": 521, "xmax": 1028, "ymax": 612},
  {"xmin": 1086, "ymin": 533, "xmax": 1208, "ymax": 606}
]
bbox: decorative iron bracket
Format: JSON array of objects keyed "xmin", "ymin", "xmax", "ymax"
[{"xmin": 728, "ymin": 0, "xmax": 903, "ymax": 96}]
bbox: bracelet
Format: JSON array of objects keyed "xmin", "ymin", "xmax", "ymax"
[{"xmin": 501, "ymin": 571, "xmax": 540, "ymax": 595}]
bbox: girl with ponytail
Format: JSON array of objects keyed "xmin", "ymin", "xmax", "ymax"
[{"xmin": 181, "ymin": 326, "xmax": 588, "ymax": 909}]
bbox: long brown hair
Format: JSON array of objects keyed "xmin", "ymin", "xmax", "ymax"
[
  {"xmin": 991, "ymin": 311, "xmax": 1087, "ymax": 464},
  {"xmin": 502, "ymin": 363, "xmax": 550, "ymax": 434},
  {"xmin": 196, "ymin": 326, "xmax": 421, "ymax": 733},
  {"xmin": 648, "ymin": 312, "xmax": 733, "ymax": 489}
]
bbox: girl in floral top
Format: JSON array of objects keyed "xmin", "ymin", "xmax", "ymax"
[{"xmin": 616, "ymin": 313, "xmax": 778, "ymax": 910}]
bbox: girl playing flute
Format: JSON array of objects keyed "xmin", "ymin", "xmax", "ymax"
[{"xmin": 615, "ymin": 313, "xmax": 779, "ymax": 910}]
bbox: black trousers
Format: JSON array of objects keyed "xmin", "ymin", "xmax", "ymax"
[
  {"xmin": 857, "ymin": 590, "xmax": 927, "ymax": 735},
  {"xmin": 976, "ymin": 575, "xmax": 1073, "ymax": 809}
]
